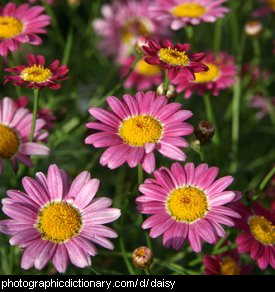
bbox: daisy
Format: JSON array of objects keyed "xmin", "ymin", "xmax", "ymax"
[
  {"xmin": 121, "ymin": 56, "xmax": 162, "ymax": 90},
  {"xmin": 136, "ymin": 162, "xmax": 241, "ymax": 252},
  {"xmin": 4, "ymin": 54, "xmax": 69, "ymax": 90},
  {"xmin": 93, "ymin": 0, "xmax": 169, "ymax": 63},
  {"xmin": 249, "ymin": 95, "xmax": 275, "ymax": 120},
  {"xmin": 232, "ymin": 202, "xmax": 275, "ymax": 270},
  {"xmin": 85, "ymin": 91, "xmax": 194, "ymax": 174},
  {"xmin": 253, "ymin": 0, "xmax": 275, "ymax": 17},
  {"xmin": 0, "ymin": 97, "xmax": 49, "ymax": 175},
  {"xmin": 173, "ymin": 51, "xmax": 237, "ymax": 98},
  {"xmin": 0, "ymin": 2, "xmax": 50, "ymax": 56},
  {"xmin": 0, "ymin": 164, "xmax": 121, "ymax": 273},
  {"xmin": 203, "ymin": 243, "xmax": 251, "ymax": 275},
  {"xmin": 143, "ymin": 39, "xmax": 208, "ymax": 80},
  {"xmin": 151, "ymin": 0, "xmax": 229, "ymax": 30}
]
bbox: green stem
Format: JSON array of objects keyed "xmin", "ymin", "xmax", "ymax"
[
  {"xmin": 93, "ymin": 54, "xmax": 142, "ymax": 107},
  {"xmin": 163, "ymin": 69, "xmax": 170, "ymax": 96},
  {"xmin": 62, "ymin": 26, "xmax": 74, "ymax": 66},
  {"xmin": 203, "ymin": 94, "xmax": 220, "ymax": 145},
  {"xmin": 119, "ymin": 237, "xmax": 135, "ymax": 275},
  {"xmin": 259, "ymin": 167, "xmax": 275, "ymax": 191},
  {"xmin": 230, "ymin": 76, "xmax": 241, "ymax": 173},
  {"xmin": 252, "ymin": 38, "xmax": 261, "ymax": 66},
  {"xmin": 185, "ymin": 26, "xmax": 194, "ymax": 45},
  {"xmin": 29, "ymin": 89, "xmax": 40, "ymax": 142},
  {"xmin": 213, "ymin": 19, "xmax": 223, "ymax": 54}
]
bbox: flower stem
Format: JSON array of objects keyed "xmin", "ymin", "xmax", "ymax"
[
  {"xmin": 203, "ymin": 94, "xmax": 220, "ymax": 145},
  {"xmin": 163, "ymin": 69, "xmax": 170, "ymax": 96},
  {"xmin": 29, "ymin": 89, "xmax": 40, "ymax": 142},
  {"xmin": 230, "ymin": 76, "xmax": 241, "ymax": 173},
  {"xmin": 62, "ymin": 26, "xmax": 74, "ymax": 66},
  {"xmin": 259, "ymin": 166, "xmax": 275, "ymax": 191},
  {"xmin": 93, "ymin": 53, "xmax": 142, "ymax": 107},
  {"xmin": 138, "ymin": 164, "xmax": 153, "ymax": 250},
  {"xmin": 213, "ymin": 19, "xmax": 223, "ymax": 54}
]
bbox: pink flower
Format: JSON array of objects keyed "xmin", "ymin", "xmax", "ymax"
[
  {"xmin": 253, "ymin": 0, "xmax": 275, "ymax": 17},
  {"xmin": 151, "ymin": 0, "xmax": 229, "ymax": 30},
  {"xmin": 232, "ymin": 202, "xmax": 275, "ymax": 270},
  {"xmin": 249, "ymin": 95, "xmax": 275, "ymax": 119},
  {"xmin": 143, "ymin": 38, "xmax": 208, "ymax": 80},
  {"xmin": 0, "ymin": 2, "xmax": 51, "ymax": 56},
  {"xmin": 173, "ymin": 51, "xmax": 237, "ymax": 98},
  {"xmin": 93, "ymin": 0, "xmax": 170, "ymax": 63},
  {"xmin": 203, "ymin": 243, "xmax": 252, "ymax": 275},
  {"xmin": 0, "ymin": 164, "xmax": 121, "ymax": 273},
  {"xmin": 0, "ymin": 97, "xmax": 49, "ymax": 175},
  {"xmin": 4, "ymin": 54, "xmax": 69, "ymax": 90},
  {"xmin": 121, "ymin": 55, "xmax": 162, "ymax": 90},
  {"xmin": 86, "ymin": 91, "xmax": 194, "ymax": 174},
  {"xmin": 137, "ymin": 162, "xmax": 241, "ymax": 252}
]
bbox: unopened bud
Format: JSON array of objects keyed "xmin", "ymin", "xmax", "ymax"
[
  {"xmin": 67, "ymin": 0, "xmax": 80, "ymax": 8},
  {"xmin": 156, "ymin": 83, "xmax": 177, "ymax": 101},
  {"xmin": 135, "ymin": 36, "xmax": 149, "ymax": 55},
  {"xmin": 132, "ymin": 246, "xmax": 153, "ymax": 269},
  {"xmin": 195, "ymin": 120, "xmax": 215, "ymax": 143},
  {"xmin": 244, "ymin": 20, "xmax": 263, "ymax": 37}
]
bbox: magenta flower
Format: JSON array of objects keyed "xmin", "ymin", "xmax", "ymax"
[
  {"xmin": 4, "ymin": 54, "xmax": 69, "ymax": 90},
  {"xmin": 253, "ymin": 0, "xmax": 275, "ymax": 17},
  {"xmin": 121, "ymin": 56, "xmax": 162, "ymax": 90},
  {"xmin": 173, "ymin": 51, "xmax": 237, "ymax": 98},
  {"xmin": 0, "ymin": 164, "xmax": 121, "ymax": 273},
  {"xmin": 0, "ymin": 97, "xmax": 49, "ymax": 175},
  {"xmin": 151, "ymin": 0, "xmax": 229, "ymax": 30},
  {"xmin": 137, "ymin": 162, "xmax": 241, "ymax": 252},
  {"xmin": 203, "ymin": 243, "xmax": 252, "ymax": 275},
  {"xmin": 143, "ymin": 39, "xmax": 208, "ymax": 80},
  {"xmin": 232, "ymin": 202, "xmax": 275, "ymax": 270},
  {"xmin": 249, "ymin": 95, "xmax": 275, "ymax": 120},
  {"xmin": 86, "ymin": 91, "xmax": 193, "ymax": 174},
  {"xmin": 0, "ymin": 2, "xmax": 50, "ymax": 56},
  {"xmin": 93, "ymin": 0, "xmax": 170, "ymax": 63}
]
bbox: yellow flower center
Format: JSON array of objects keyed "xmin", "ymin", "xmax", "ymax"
[
  {"xmin": 220, "ymin": 256, "xmax": 240, "ymax": 275},
  {"xmin": 36, "ymin": 202, "xmax": 82, "ymax": 243},
  {"xmin": 21, "ymin": 65, "xmax": 52, "ymax": 83},
  {"xmin": 248, "ymin": 215, "xmax": 275, "ymax": 245},
  {"xmin": 158, "ymin": 48, "xmax": 189, "ymax": 66},
  {"xmin": 0, "ymin": 16, "xmax": 23, "ymax": 39},
  {"xmin": 119, "ymin": 115, "xmax": 163, "ymax": 147},
  {"xmin": 194, "ymin": 63, "xmax": 220, "ymax": 83},
  {"xmin": 121, "ymin": 19, "xmax": 149, "ymax": 44},
  {"xmin": 167, "ymin": 186, "xmax": 209, "ymax": 223},
  {"xmin": 135, "ymin": 59, "xmax": 161, "ymax": 76},
  {"xmin": 171, "ymin": 3, "xmax": 206, "ymax": 18},
  {"xmin": 268, "ymin": 0, "xmax": 275, "ymax": 11},
  {"xmin": 0, "ymin": 124, "xmax": 20, "ymax": 159}
]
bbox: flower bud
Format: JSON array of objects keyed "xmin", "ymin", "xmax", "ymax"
[
  {"xmin": 195, "ymin": 120, "xmax": 215, "ymax": 143},
  {"xmin": 132, "ymin": 246, "xmax": 153, "ymax": 269},
  {"xmin": 244, "ymin": 20, "xmax": 263, "ymax": 37},
  {"xmin": 156, "ymin": 83, "xmax": 177, "ymax": 101},
  {"xmin": 135, "ymin": 36, "xmax": 149, "ymax": 55}
]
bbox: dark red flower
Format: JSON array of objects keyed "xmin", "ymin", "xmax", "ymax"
[
  {"xmin": 4, "ymin": 54, "xmax": 69, "ymax": 90},
  {"xmin": 142, "ymin": 38, "xmax": 208, "ymax": 80}
]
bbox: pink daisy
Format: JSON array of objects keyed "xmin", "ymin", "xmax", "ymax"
[
  {"xmin": 172, "ymin": 51, "xmax": 237, "ymax": 98},
  {"xmin": 121, "ymin": 55, "xmax": 162, "ymax": 90},
  {"xmin": 232, "ymin": 202, "xmax": 275, "ymax": 270},
  {"xmin": 4, "ymin": 54, "xmax": 69, "ymax": 90},
  {"xmin": 203, "ymin": 243, "xmax": 251, "ymax": 275},
  {"xmin": 0, "ymin": 2, "xmax": 50, "ymax": 56},
  {"xmin": 249, "ymin": 95, "xmax": 275, "ymax": 120},
  {"xmin": 93, "ymin": 0, "xmax": 170, "ymax": 63},
  {"xmin": 151, "ymin": 0, "xmax": 229, "ymax": 30},
  {"xmin": 0, "ymin": 164, "xmax": 121, "ymax": 273},
  {"xmin": 136, "ymin": 162, "xmax": 241, "ymax": 252},
  {"xmin": 143, "ymin": 39, "xmax": 208, "ymax": 80},
  {"xmin": 0, "ymin": 97, "xmax": 49, "ymax": 175},
  {"xmin": 85, "ymin": 91, "xmax": 194, "ymax": 174}
]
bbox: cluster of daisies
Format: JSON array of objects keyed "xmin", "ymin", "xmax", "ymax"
[{"xmin": 0, "ymin": 0, "xmax": 273, "ymax": 275}]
